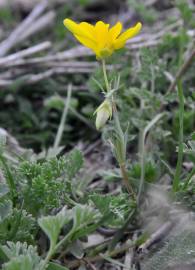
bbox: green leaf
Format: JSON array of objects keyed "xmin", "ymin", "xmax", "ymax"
[
  {"xmin": 69, "ymin": 240, "xmax": 84, "ymax": 259},
  {"xmin": 0, "ymin": 200, "xmax": 12, "ymax": 222},
  {"xmin": 38, "ymin": 207, "xmax": 71, "ymax": 248},
  {"xmin": 1, "ymin": 242, "xmax": 39, "ymax": 260},
  {"xmin": 69, "ymin": 204, "xmax": 101, "ymax": 241},
  {"xmin": 19, "ymin": 149, "xmax": 84, "ymax": 215},
  {"xmin": 63, "ymin": 149, "xmax": 83, "ymax": 179},
  {"xmin": 2, "ymin": 255, "xmax": 34, "ymax": 270},
  {"xmin": 0, "ymin": 154, "xmax": 16, "ymax": 202},
  {"xmin": 0, "ymin": 209, "xmax": 35, "ymax": 244},
  {"xmin": 48, "ymin": 262, "xmax": 69, "ymax": 270},
  {"xmin": 90, "ymin": 194, "xmax": 130, "ymax": 227},
  {"xmin": 0, "ymin": 245, "xmax": 9, "ymax": 262},
  {"xmin": 1, "ymin": 242, "xmax": 42, "ymax": 270}
]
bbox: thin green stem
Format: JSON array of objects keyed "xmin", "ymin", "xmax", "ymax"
[
  {"xmin": 41, "ymin": 247, "xmax": 53, "ymax": 270},
  {"xmin": 102, "ymin": 59, "xmax": 110, "ymax": 92},
  {"xmin": 41, "ymin": 230, "xmax": 72, "ymax": 269},
  {"xmin": 137, "ymin": 129, "xmax": 145, "ymax": 205},
  {"xmin": 173, "ymin": 80, "xmax": 184, "ymax": 191}
]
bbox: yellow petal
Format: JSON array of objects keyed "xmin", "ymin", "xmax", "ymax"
[
  {"xmin": 64, "ymin": 18, "xmax": 95, "ymax": 41},
  {"xmin": 114, "ymin": 22, "xmax": 142, "ymax": 48},
  {"xmin": 113, "ymin": 40, "xmax": 126, "ymax": 50},
  {"xmin": 63, "ymin": 19, "xmax": 81, "ymax": 35},
  {"xmin": 109, "ymin": 22, "xmax": 122, "ymax": 41},
  {"xmin": 79, "ymin": 22, "xmax": 95, "ymax": 39},
  {"xmin": 95, "ymin": 21, "xmax": 109, "ymax": 49},
  {"xmin": 74, "ymin": 34, "xmax": 97, "ymax": 53}
]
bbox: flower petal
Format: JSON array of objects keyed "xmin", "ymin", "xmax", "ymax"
[
  {"xmin": 113, "ymin": 40, "xmax": 126, "ymax": 50},
  {"xmin": 114, "ymin": 22, "xmax": 142, "ymax": 48},
  {"xmin": 64, "ymin": 19, "xmax": 95, "ymax": 41},
  {"xmin": 109, "ymin": 22, "xmax": 122, "ymax": 41},
  {"xmin": 74, "ymin": 34, "xmax": 97, "ymax": 53},
  {"xmin": 63, "ymin": 19, "xmax": 81, "ymax": 35},
  {"xmin": 95, "ymin": 21, "xmax": 109, "ymax": 49},
  {"xmin": 79, "ymin": 22, "xmax": 95, "ymax": 39}
]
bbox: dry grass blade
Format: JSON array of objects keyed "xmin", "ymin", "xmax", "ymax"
[{"xmin": 0, "ymin": 0, "xmax": 48, "ymax": 56}]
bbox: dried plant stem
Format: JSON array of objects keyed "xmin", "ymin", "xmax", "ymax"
[
  {"xmin": 0, "ymin": 0, "xmax": 48, "ymax": 56},
  {"xmin": 138, "ymin": 221, "xmax": 174, "ymax": 253},
  {"xmin": 0, "ymin": 41, "xmax": 51, "ymax": 65}
]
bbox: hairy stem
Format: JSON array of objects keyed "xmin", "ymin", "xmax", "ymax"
[
  {"xmin": 120, "ymin": 163, "xmax": 136, "ymax": 199},
  {"xmin": 101, "ymin": 60, "xmax": 135, "ymax": 198}
]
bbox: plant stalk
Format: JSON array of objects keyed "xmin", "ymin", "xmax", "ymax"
[
  {"xmin": 101, "ymin": 60, "xmax": 135, "ymax": 198},
  {"xmin": 173, "ymin": 80, "xmax": 184, "ymax": 191},
  {"xmin": 102, "ymin": 59, "xmax": 110, "ymax": 92}
]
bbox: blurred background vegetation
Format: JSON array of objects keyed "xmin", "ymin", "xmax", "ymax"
[
  {"xmin": 0, "ymin": 1, "xmax": 195, "ymax": 269},
  {"xmin": 0, "ymin": 0, "xmax": 194, "ymax": 153}
]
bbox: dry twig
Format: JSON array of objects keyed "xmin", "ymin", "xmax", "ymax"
[
  {"xmin": 0, "ymin": 67, "xmax": 93, "ymax": 87},
  {"xmin": 0, "ymin": 0, "xmax": 48, "ymax": 56},
  {"xmin": 137, "ymin": 221, "xmax": 174, "ymax": 253},
  {"xmin": 0, "ymin": 41, "xmax": 51, "ymax": 65}
]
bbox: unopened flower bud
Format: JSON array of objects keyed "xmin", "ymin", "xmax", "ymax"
[{"xmin": 94, "ymin": 99, "xmax": 112, "ymax": 130}]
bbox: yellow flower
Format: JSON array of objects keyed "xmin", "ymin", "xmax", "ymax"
[
  {"xmin": 63, "ymin": 19, "xmax": 142, "ymax": 59},
  {"xmin": 94, "ymin": 99, "xmax": 112, "ymax": 130}
]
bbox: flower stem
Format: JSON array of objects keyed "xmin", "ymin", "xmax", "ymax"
[
  {"xmin": 102, "ymin": 59, "xmax": 110, "ymax": 92},
  {"xmin": 101, "ymin": 60, "xmax": 135, "ymax": 199}
]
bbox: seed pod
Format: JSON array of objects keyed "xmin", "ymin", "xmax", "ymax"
[{"xmin": 94, "ymin": 99, "xmax": 112, "ymax": 130}]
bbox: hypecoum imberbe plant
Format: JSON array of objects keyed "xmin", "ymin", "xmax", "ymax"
[{"xmin": 63, "ymin": 19, "xmax": 142, "ymax": 199}]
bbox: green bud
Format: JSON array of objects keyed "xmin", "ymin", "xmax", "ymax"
[{"xmin": 94, "ymin": 99, "xmax": 112, "ymax": 130}]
